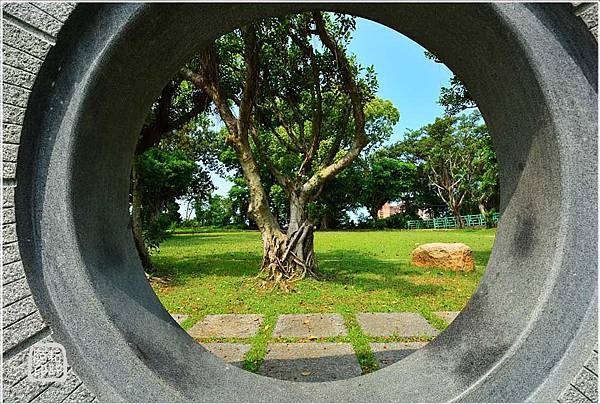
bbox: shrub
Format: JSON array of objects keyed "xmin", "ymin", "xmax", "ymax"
[{"xmin": 357, "ymin": 213, "xmax": 419, "ymax": 230}]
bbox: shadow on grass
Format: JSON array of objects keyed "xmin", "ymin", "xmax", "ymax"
[
  {"xmin": 151, "ymin": 250, "xmax": 260, "ymax": 285},
  {"xmin": 151, "ymin": 247, "xmax": 453, "ymax": 299},
  {"xmin": 162, "ymin": 232, "xmax": 261, "ymax": 246},
  {"xmin": 316, "ymin": 250, "xmax": 450, "ymax": 297}
]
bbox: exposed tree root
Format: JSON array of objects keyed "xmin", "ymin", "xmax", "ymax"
[{"xmin": 258, "ymin": 222, "xmax": 318, "ymax": 291}]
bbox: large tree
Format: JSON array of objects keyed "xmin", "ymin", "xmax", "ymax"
[
  {"xmin": 180, "ymin": 12, "xmax": 395, "ymax": 285},
  {"xmin": 358, "ymin": 152, "xmax": 417, "ymax": 220},
  {"xmin": 397, "ymin": 111, "xmax": 494, "ymax": 227}
]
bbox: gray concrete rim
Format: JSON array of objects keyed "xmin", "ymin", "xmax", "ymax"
[{"xmin": 15, "ymin": 3, "xmax": 597, "ymax": 402}]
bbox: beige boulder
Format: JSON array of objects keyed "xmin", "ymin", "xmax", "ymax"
[{"xmin": 411, "ymin": 243, "xmax": 474, "ymax": 271}]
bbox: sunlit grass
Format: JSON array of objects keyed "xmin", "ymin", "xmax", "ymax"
[{"xmin": 150, "ymin": 228, "xmax": 495, "ymax": 373}]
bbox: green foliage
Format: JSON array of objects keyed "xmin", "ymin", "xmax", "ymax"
[
  {"xmin": 424, "ymin": 51, "xmax": 477, "ymax": 115},
  {"xmin": 309, "ymin": 162, "xmax": 363, "ymax": 229},
  {"xmin": 469, "ymin": 129, "xmax": 499, "ymax": 214},
  {"xmin": 195, "ymin": 194, "xmax": 233, "ymax": 227},
  {"xmin": 358, "ymin": 153, "xmax": 418, "ymax": 219},
  {"xmin": 364, "ymin": 98, "xmax": 400, "ymax": 150},
  {"xmin": 228, "ymin": 177, "xmax": 252, "ymax": 227},
  {"xmin": 136, "ymin": 147, "xmax": 213, "ymax": 249},
  {"xmin": 392, "ymin": 111, "xmax": 498, "ymax": 218},
  {"xmin": 438, "ymin": 76, "xmax": 477, "ymax": 116},
  {"xmin": 357, "ymin": 212, "xmax": 419, "ymax": 230},
  {"xmin": 137, "ymin": 148, "xmax": 198, "ymax": 201},
  {"xmin": 135, "ymin": 118, "xmax": 220, "ymax": 250}
]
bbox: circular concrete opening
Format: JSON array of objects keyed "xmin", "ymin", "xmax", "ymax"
[{"xmin": 17, "ymin": 3, "xmax": 597, "ymax": 402}]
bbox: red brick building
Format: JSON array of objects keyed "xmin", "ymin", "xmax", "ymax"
[
  {"xmin": 377, "ymin": 202, "xmax": 432, "ymax": 220},
  {"xmin": 377, "ymin": 202, "xmax": 404, "ymax": 219}
]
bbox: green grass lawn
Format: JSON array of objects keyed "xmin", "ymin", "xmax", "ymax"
[{"xmin": 150, "ymin": 228, "xmax": 495, "ymax": 373}]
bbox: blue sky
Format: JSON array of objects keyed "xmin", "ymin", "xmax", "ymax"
[
  {"xmin": 349, "ymin": 17, "xmax": 453, "ymax": 144},
  {"xmin": 198, "ymin": 17, "xmax": 455, "ymax": 208}
]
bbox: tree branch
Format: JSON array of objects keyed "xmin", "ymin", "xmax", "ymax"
[
  {"xmin": 250, "ymin": 124, "xmax": 288, "ymax": 188},
  {"xmin": 273, "ymin": 105, "xmax": 304, "ymax": 152},
  {"xmin": 289, "ymin": 25, "xmax": 322, "ymax": 177},
  {"xmin": 238, "ymin": 25, "xmax": 260, "ymax": 139},
  {"xmin": 136, "ymin": 82, "xmax": 176, "ymax": 153},
  {"xmin": 322, "ymin": 103, "xmax": 350, "ymax": 166},
  {"xmin": 301, "ymin": 12, "xmax": 367, "ymax": 198},
  {"xmin": 313, "ymin": 12, "xmax": 365, "ymax": 144},
  {"xmin": 180, "ymin": 52, "xmax": 239, "ymax": 140},
  {"xmin": 170, "ymin": 91, "xmax": 211, "ymax": 131},
  {"xmin": 185, "ymin": 32, "xmax": 281, "ymax": 237},
  {"xmin": 254, "ymin": 102, "xmax": 303, "ymax": 154}
]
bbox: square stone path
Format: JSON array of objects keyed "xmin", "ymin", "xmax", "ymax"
[
  {"xmin": 185, "ymin": 312, "xmax": 442, "ymax": 381},
  {"xmin": 356, "ymin": 312, "xmax": 439, "ymax": 337},
  {"xmin": 435, "ymin": 311, "xmax": 460, "ymax": 325},
  {"xmin": 370, "ymin": 342, "xmax": 428, "ymax": 368},
  {"xmin": 170, "ymin": 313, "xmax": 189, "ymax": 325},
  {"xmin": 188, "ymin": 314, "xmax": 263, "ymax": 338},
  {"xmin": 201, "ymin": 343, "xmax": 251, "ymax": 368},
  {"xmin": 273, "ymin": 313, "xmax": 347, "ymax": 338},
  {"xmin": 259, "ymin": 343, "xmax": 362, "ymax": 382}
]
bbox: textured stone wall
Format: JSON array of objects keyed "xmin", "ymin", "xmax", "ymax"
[
  {"xmin": 1, "ymin": 3, "xmax": 597, "ymax": 402},
  {"xmin": 2, "ymin": 3, "xmax": 96, "ymax": 402}
]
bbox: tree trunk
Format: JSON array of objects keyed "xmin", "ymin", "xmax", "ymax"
[
  {"xmin": 452, "ymin": 208, "xmax": 464, "ymax": 229},
  {"xmin": 131, "ymin": 164, "xmax": 153, "ymax": 271},
  {"xmin": 231, "ymin": 137, "xmax": 317, "ymax": 286},
  {"xmin": 455, "ymin": 213, "xmax": 464, "ymax": 229},
  {"xmin": 449, "ymin": 196, "xmax": 464, "ymax": 229},
  {"xmin": 320, "ymin": 214, "xmax": 330, "ymax": 230},
  {"xmin": 478, "ymin": 201, "xmax": 487, "ymax": 217},
  {"xmin": 260, "ymin": 225, "xmax": 316, "ymax": 285},
  {"xmin": 259, "ymin": 194, "xmax": 317, "ymax": 285},
  {"xmin": 368, "ymin": 206, "xmax": 379, "ymax": 221},
  {"xmin": 479, "ymin": 201, "xmax": 492, "ymax": 228}
]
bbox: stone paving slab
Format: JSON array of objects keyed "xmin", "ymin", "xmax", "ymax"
[
  {"xmin": 259, "ymin": 343, "xmax": 361, "ymax": 382},
  {"xmin": 370, "ymin": 342, "xmax": 428, "ymax": 368},
  {"xmin": 188, "ymin": 314, "xmax": 263, "ymax": 338},
  {"xmin": 434, "ymin": 311, "xmax": 460, "ymax": 325},
  {"xmin": 356, "ymin": 312, "xmax": 439, "ymax": 337},
  {"xmin": 201, "ymin": 343, "xmax": 251, "ymax": 368},
  {"xmin": 170, "ymin": 313, "xmax": 189, "ymax": 324},
  {"xmin": 273, "ymin": 313, "xmax": 347, "ymax": 338}
]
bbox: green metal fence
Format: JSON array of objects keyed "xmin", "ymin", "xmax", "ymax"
[{"xmin": 407, "ymin": 213, "xmax": 501, "ymax": 230}]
